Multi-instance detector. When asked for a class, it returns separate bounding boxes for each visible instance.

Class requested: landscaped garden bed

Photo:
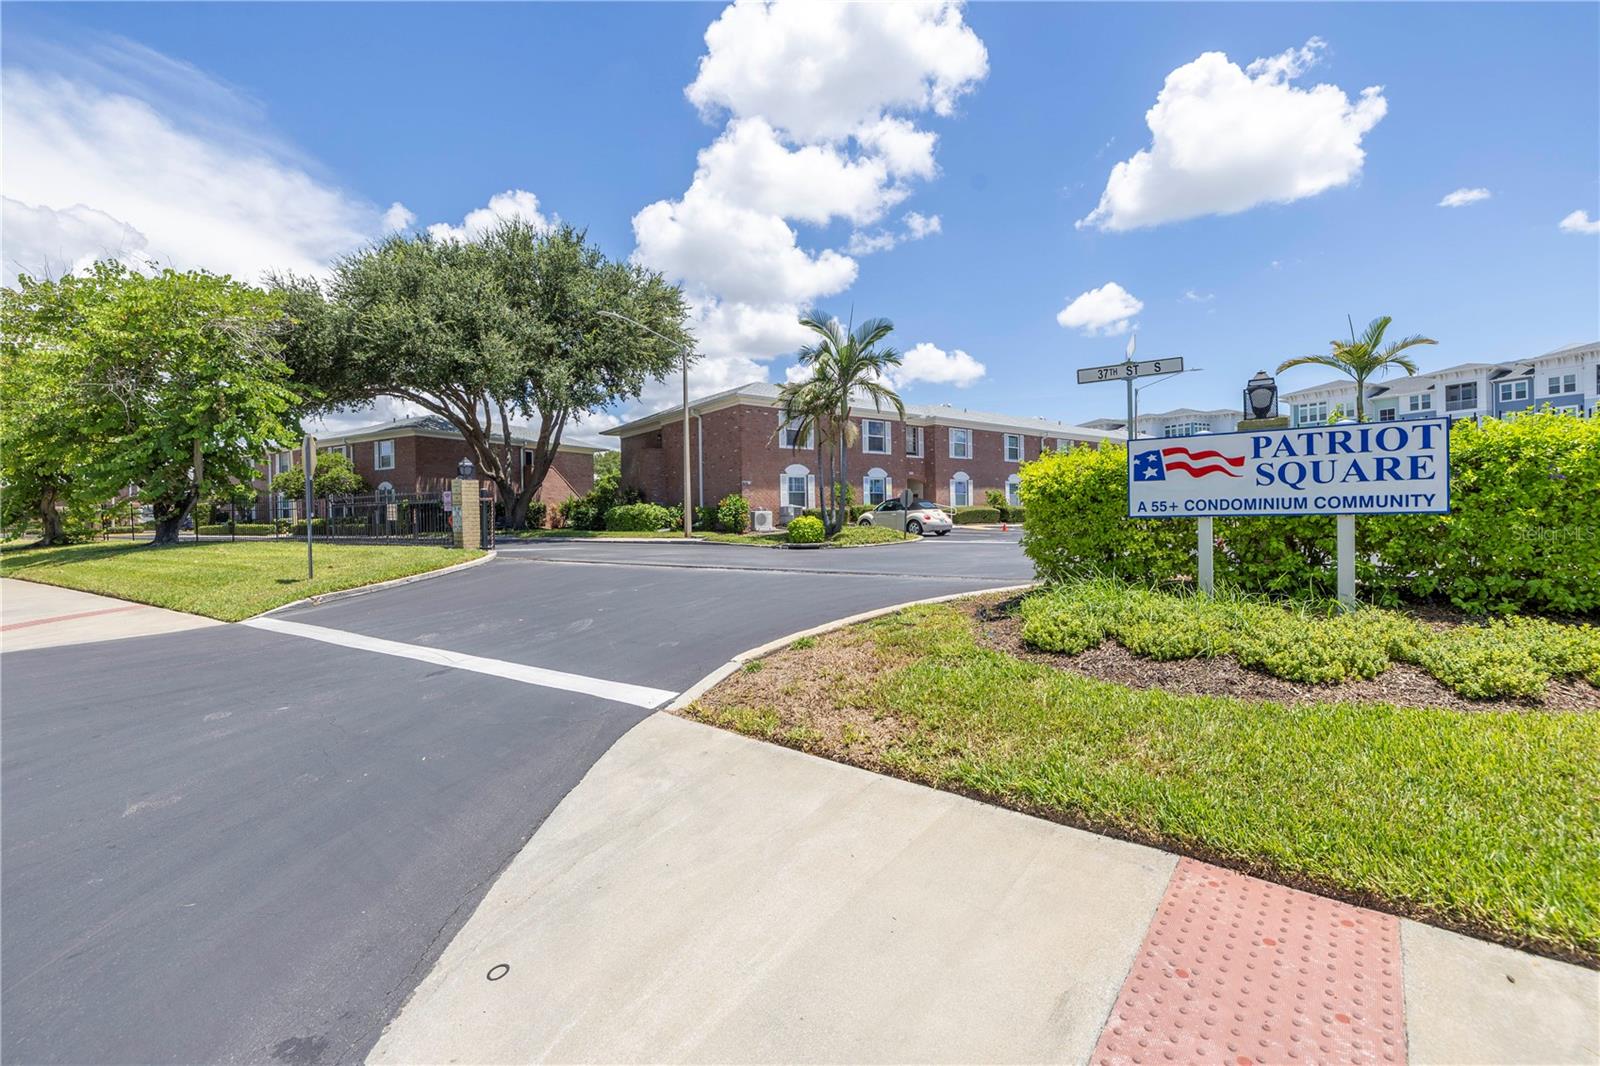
[682,589,1600,966]
[0,541,482,621]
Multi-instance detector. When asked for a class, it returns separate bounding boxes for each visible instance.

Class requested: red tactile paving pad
[1092,858,1406,1065]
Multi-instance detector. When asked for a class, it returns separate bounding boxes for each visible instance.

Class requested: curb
[251,549,497,618]
[507,536,705,544]
[664,581,1037,712]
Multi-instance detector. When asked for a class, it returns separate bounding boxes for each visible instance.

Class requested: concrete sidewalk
[0,578,218,652]
[370,714,1598,1065]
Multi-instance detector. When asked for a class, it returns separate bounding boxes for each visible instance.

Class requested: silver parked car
[858,499,952,536]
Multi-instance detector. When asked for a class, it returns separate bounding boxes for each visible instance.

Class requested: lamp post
[597,309,694,537]
[1131,367,1205,439]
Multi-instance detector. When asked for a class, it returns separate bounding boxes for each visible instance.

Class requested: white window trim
[862,468,891,506]
[780,463,811,510]
[949,428,972,459]
[1005,475,1021,508]
[905,425,923,457]
[862,419,890,455]
[779,415,812,451]
[374,439,396,470]
[949,472,971,508]
[1498,380,1529,402]
[1003,433,1022,463]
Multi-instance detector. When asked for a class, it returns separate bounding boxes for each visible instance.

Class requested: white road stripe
[242,617,677,709]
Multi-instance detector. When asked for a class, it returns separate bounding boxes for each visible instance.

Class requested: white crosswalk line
[242,617,677,709]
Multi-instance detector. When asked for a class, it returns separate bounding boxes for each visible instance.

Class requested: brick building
[606,383,1116,521]
[251,415,599,521]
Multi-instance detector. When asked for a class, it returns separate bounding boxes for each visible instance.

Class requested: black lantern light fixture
[457,456,475,480]
[1243,371,1278,420]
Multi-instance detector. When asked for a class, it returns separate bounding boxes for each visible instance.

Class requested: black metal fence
[315,492,453,545]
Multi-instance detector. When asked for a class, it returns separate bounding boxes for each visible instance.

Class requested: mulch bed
[970,596,1600,714]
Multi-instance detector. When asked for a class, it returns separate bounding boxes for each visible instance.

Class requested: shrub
[559,472,641,531]
[1020,413,1600,614]
[984,489,1010,521]
[523,502,547,530]
[787,514,825,543]
[716,494,751,533]
[1019,578,1600,699]
[605,502,674,532]
[954,507,1001,525]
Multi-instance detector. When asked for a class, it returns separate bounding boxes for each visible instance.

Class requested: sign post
[1074,342,1184,441]
[1127,420,1450,609]
[302,435,316,579]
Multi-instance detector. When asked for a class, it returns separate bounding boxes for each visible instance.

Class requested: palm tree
[1277,316,1437,422]
[778,311,905,534]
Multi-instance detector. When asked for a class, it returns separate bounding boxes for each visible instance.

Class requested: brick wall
[615,402,1089,518]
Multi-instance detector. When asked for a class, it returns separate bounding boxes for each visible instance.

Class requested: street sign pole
[1124,333,1136,442]
[302,435,316,579]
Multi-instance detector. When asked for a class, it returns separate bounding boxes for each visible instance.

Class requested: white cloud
[632,0,987,392]
[1056,282,1144,335]
[1181,288,1214,303]
[1,54,387,283]
[2,198,149,279]
[1438,187,1490,208]
[903,211,942,239]
[892,342,985,387]
[1078,38,1387,231]
[692,118,904,226]
[381,202,416,232]
[1558,209,1599,235]
[685,0,987,142]
[425,189,549,243]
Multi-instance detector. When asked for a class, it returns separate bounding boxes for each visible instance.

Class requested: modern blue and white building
[1276,340,1599,427]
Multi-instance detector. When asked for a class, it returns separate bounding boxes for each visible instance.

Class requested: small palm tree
[778,311,904,534]
[1278,316,1437,422]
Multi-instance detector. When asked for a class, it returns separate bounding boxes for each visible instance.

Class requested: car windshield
[913,500,940,510]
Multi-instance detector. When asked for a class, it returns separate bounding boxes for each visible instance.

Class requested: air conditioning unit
[751,509,775,532]
[778,505,801,524]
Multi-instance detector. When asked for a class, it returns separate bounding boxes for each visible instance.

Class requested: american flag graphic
[1132,445,1246,481]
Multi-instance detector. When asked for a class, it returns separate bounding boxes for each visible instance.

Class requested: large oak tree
[275,221,690,529]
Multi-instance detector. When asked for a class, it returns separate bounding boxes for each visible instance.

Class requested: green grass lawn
[0,541,483,621]
[515,526,914,547]
[687,600,1600,962]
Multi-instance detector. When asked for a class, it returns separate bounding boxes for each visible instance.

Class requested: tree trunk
[37,490,66,547]
[149,490,199,546]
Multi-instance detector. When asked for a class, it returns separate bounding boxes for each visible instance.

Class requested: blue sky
[4,2,1597,433]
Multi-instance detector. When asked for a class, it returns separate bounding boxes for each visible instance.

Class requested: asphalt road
[1,532,1033,1065]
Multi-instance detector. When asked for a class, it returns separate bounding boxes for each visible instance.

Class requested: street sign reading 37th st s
[1128,419,1451,518]
[1076,357,1184,384]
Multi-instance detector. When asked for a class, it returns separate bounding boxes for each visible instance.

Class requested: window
[374,439,396,470]
[1163,422,1206,437]
[779,418,810,450]
[950,474,971,508]
[905,425,923,457]
[1550,373,1577,395]
[1445,383,1477,411]
[1004,433,1022,462]
[783,471,809,509]
[375,482,395,502]
[949,428,972,459]
[863,469,889,505]
[1377,407,1397,422]
[1407,393,1432,412]
[863,419,889,454]
[1005,475,1021,508]
[1292,402,1329,426]
[1054,438,1070,451]
[271,450,294,475]
[1498,379,1530,403]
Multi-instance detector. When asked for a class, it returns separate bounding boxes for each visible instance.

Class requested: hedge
[954,507,1001,525]
[198,523,280,536]
[605,502,675,532]
[1019,410,1600,615]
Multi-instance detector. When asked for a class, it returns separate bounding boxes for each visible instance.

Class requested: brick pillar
[451,478,480,549]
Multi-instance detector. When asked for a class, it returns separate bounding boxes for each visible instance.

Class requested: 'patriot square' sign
[1128,420,1451,518]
